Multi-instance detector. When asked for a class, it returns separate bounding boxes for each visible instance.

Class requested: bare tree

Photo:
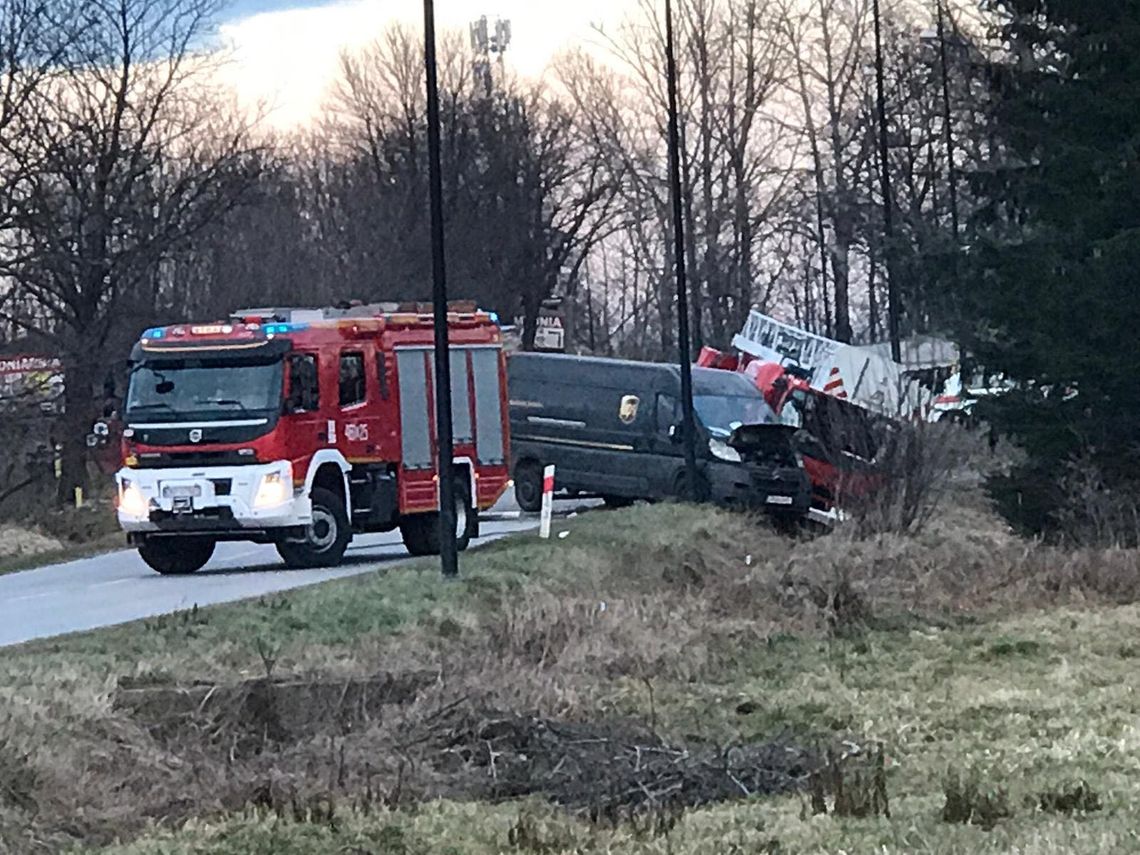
[0,0,261,501]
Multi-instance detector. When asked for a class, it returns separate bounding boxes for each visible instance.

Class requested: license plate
[164,484,202,498]
[172,496,193,513]
[191,324,226,335]
[766,495,794,506]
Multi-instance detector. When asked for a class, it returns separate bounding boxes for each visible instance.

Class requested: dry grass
[3,493,1140,853]
[0,526,63,559]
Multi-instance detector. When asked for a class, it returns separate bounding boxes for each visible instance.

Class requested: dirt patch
[112,675,814,825]
[113,671,438,758]
[429,708,814,818]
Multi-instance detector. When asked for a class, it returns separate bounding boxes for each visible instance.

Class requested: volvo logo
[188,428,203,443]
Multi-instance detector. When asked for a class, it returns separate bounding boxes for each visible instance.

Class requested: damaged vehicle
[507,353,811,520]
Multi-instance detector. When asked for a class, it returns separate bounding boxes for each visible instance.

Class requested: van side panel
[509,355,685,500]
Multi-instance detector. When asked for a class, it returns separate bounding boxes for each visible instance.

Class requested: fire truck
[114,303,511,575]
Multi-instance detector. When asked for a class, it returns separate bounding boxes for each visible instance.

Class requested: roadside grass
[92,605,1140,854]
[2,496,1140,853]
[0,502,123,576]
[0,533,124,577]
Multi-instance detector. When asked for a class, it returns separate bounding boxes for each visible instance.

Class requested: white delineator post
[539,465,555,539]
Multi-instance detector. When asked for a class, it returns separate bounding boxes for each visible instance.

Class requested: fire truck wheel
[400,476,475,556]
[138,537,215,575]
[513,460,544,513]
[277,487,351,569]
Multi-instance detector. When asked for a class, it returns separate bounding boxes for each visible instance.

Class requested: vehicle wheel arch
[304,450,352,517]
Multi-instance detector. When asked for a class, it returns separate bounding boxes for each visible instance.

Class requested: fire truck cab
[115,303,511,575]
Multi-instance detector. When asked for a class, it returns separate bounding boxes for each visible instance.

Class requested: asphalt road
[0,492,591,649]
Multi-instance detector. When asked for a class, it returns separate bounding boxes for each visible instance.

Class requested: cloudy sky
[218,0,638,128]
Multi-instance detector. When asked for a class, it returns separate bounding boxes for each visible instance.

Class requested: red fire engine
[115,303,511,575]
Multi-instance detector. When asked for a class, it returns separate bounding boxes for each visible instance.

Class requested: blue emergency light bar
[143,328,164,340]
[263,323,308,336]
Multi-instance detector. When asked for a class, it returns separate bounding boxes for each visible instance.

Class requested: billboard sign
[0,355,64,413]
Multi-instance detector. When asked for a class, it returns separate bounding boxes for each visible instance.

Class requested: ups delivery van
[508,353,811,517]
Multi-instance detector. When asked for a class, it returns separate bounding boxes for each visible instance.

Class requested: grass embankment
[0,503,122,576]
[2,497,1140,853]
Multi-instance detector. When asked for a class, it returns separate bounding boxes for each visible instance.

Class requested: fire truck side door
[338,350,377,458]
[285,352,328,461]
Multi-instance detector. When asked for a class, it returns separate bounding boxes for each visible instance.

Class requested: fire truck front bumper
[115,462,312,538]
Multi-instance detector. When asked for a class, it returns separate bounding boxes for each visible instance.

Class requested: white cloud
[217,0,633,130]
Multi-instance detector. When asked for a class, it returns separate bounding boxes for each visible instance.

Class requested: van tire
[139,537,215,575]
[400,476,475,556]
[672,469,710,504]
[277,487,351,568]
[514,460,544,513]
[602,495,634,509]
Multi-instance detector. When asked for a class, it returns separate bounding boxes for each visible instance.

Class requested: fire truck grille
[135,451,260,468]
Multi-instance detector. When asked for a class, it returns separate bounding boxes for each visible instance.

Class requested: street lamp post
[664,0,700,499]
[872,0,902,363]
[423,0,458,577]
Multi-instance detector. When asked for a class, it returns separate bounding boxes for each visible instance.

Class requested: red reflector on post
[540,465,555,539]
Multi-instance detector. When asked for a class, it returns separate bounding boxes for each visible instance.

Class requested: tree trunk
[831,215,854,343]
[58,350,97,505]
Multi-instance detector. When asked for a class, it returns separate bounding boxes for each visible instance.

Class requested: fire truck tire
[513,460,544,513]
[399,476,475,556]
[139,537,215,575]
[276,487,351,569]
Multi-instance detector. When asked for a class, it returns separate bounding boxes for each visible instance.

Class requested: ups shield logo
[619,395,640,425]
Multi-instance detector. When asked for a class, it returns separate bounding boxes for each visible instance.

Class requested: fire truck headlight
[119,480,148,518]
[254,470,292,509]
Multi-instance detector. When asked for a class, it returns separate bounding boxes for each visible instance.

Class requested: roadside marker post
[539,465,555,539]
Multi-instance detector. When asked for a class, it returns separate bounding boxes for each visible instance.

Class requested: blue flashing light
[143,328,164,340]
[487,311,500,326]
[264,322,308,336]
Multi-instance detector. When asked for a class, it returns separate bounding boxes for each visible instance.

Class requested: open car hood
[725,424,798,456]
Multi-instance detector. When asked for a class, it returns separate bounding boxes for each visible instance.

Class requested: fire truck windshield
[694,394,775,438]
[126,359,284,422]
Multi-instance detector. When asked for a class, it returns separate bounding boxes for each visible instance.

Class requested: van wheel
[400,476,475,556]
[673,469,710,504]
[514,460,544,513]
[277,487,351,568]
[139,537,215,575]
[602,495,634,509]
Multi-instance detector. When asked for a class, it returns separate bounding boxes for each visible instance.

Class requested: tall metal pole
[424,0,458,577]
[936,0,960,240]
[664,0,700,498]
[873,0,901,362]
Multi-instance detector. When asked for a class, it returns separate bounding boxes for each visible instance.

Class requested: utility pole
[872,0,901,362]
[664,0,700,499]
[935,0,960,240]
[423,0,458,577]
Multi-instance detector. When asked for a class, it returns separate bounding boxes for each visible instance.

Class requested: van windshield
[694,394,774,438]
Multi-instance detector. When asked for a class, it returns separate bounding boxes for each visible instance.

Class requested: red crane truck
[114,303,511,575]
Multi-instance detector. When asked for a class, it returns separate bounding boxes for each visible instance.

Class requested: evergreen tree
[960,0,1140,536]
